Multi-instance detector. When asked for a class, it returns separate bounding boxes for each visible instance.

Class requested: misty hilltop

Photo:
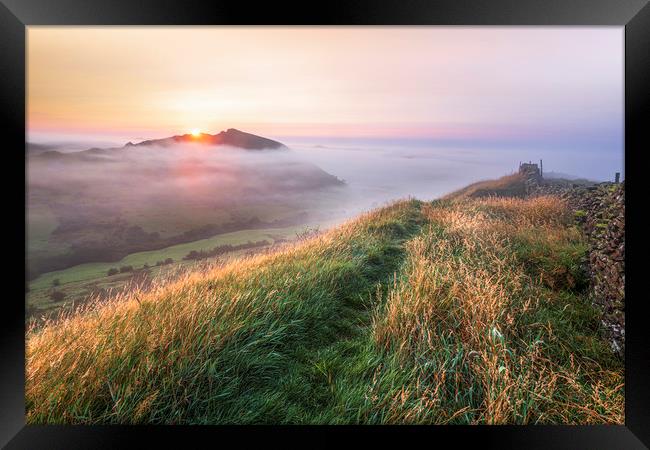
[27,129,345,278]
[30,128,288,159]
[27,128,344,193]
[124,128,288,150]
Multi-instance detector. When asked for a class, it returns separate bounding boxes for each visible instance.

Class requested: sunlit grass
[371,196,622,424]
[26,196,622,424]
[443,173,527,200]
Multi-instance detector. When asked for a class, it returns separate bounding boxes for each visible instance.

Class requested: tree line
[183,240,270,261]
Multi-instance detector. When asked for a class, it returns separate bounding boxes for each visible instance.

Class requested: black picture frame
[2,0,648,447]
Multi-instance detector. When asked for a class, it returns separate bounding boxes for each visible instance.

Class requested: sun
[191,128,201,137]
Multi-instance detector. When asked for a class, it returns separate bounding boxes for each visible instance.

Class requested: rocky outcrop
[531,181,625,357]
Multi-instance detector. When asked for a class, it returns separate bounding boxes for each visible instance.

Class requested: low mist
[26,136,623,278]
[287,138,624,204]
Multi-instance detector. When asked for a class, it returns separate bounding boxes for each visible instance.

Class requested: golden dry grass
[371,196,623,424]
[443,173,527,200]
[25,196,622,424]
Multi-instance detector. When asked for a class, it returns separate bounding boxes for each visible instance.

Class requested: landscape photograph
[26,26,624,424]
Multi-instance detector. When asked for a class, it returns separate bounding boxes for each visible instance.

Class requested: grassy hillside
[444,173,528,200]
[26,195,623,424]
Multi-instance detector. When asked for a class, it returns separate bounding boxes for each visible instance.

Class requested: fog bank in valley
[287,138,624,212]
[26,136,623,278]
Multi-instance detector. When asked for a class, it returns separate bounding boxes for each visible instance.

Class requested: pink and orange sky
[27,27,623,147]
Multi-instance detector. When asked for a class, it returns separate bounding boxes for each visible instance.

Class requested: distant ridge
[125,128,288,150]
[30,129,290,160]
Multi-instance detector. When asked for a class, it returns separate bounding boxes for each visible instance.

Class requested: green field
[26,189,350,280]
[27,225,313,318]
[30,226,302,290]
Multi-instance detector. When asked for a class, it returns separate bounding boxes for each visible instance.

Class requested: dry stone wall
[530,180,625,357]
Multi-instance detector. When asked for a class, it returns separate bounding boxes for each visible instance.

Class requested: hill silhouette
[125,128,287,150]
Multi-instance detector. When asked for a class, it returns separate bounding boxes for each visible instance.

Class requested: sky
[28,26,623,161]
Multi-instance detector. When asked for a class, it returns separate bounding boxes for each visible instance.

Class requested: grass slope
[444,173,527,200]
[26,196,622,424]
